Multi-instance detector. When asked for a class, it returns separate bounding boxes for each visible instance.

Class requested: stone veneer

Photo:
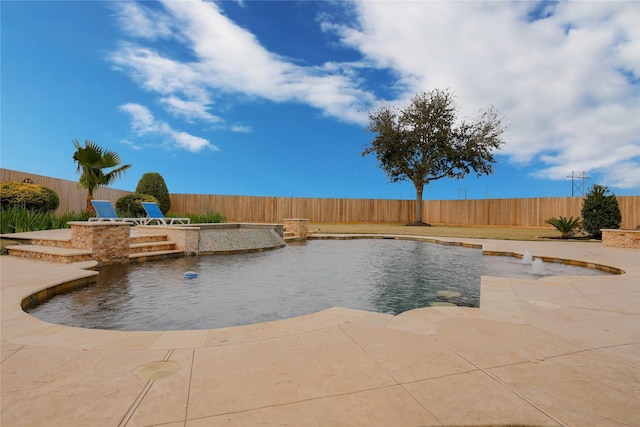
[602,229,640,249]
[68,221,131,265]
[196,223,285,254]
[136,225,200,255]
[137,222,285,255]
[284,218,309,238]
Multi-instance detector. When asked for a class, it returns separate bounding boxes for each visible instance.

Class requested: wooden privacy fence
[2,168,639,229]
[169,193,639,229]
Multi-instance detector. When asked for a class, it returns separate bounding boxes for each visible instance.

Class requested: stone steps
[130,241,177,254]
[6,245,93,264]
[129,249,185,262]
[131,234,170,244]
[5,232,181,264]
[23,239,71,248]
[283,231,300,242]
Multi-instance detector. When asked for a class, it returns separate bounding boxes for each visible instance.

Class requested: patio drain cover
[132,361,179,380]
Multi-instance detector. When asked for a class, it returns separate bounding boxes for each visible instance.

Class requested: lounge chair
[89,200,150,226]
[141,202,190,225]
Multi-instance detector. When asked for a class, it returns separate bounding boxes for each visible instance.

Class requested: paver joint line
[184,349,196,424]
[118,349,175,427]
[430,333,569,427]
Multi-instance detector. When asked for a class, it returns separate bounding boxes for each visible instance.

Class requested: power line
[567,171,589,196]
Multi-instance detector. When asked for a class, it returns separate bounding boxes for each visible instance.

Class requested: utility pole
[457,186,467,200]
[567,171,589,196]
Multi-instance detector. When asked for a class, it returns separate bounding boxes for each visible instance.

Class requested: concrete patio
[1,234,639,426]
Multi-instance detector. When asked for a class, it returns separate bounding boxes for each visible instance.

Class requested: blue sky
[2,0,639,200]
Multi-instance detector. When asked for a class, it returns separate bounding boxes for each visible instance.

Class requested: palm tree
[545,216,582,239]
[72,139,132,212]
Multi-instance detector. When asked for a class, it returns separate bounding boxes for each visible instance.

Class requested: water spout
[531,259,545,275]
[521,251,533,264]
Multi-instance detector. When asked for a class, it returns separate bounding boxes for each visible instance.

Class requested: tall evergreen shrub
[580,184,621,239]
[135,172,171,214]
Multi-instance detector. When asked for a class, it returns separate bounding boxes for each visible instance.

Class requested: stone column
[283,218,309,238]
[68,222,131,265]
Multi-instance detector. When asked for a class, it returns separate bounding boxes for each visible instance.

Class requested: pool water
[28,239,607,331]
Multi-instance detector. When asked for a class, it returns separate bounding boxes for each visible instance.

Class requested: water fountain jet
[531,258,545,275]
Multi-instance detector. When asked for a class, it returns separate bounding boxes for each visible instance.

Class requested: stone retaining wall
[196,223,285,254]
[602,229,640,249]
[138,222,285,255]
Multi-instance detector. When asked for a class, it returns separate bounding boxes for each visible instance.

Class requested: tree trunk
[86,192,95,214]
[407,184,431,226]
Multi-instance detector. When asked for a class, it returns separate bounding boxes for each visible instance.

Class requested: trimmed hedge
[115,194,159,217]
[0,182,60,212]
[136,172,171,214]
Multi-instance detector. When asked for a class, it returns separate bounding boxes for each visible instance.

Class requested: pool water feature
[28,239,609,331]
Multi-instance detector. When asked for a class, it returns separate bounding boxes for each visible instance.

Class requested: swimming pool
[28,239,607,331]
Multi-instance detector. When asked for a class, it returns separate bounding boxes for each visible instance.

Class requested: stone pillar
[283,218,309,238]
[68,222,131,265]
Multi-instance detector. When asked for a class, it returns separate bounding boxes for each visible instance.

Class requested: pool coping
[2,233,639,426]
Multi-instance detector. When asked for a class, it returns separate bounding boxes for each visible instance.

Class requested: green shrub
[0,182,60,212]
[115,194,159,217]
[581,184,621,239]
[135,172,171,214]
[184,211,226,224]
[40,187,60,211]
[545,216,582,239]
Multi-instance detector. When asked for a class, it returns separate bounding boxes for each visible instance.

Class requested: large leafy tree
[363,89,506,225]
[72,139,131,212]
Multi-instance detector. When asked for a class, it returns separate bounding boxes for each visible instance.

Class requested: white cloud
[112,2,173,40]
[160,96,222,123]
[230,124,252,133]
[110,1,372,129]
[119,103,218,152]
[330,1,640,189]
[169,129,214,152]
[111,1,639,190]
[110,44,205,99]
[120,138,143,151]
[119,102,157,134]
